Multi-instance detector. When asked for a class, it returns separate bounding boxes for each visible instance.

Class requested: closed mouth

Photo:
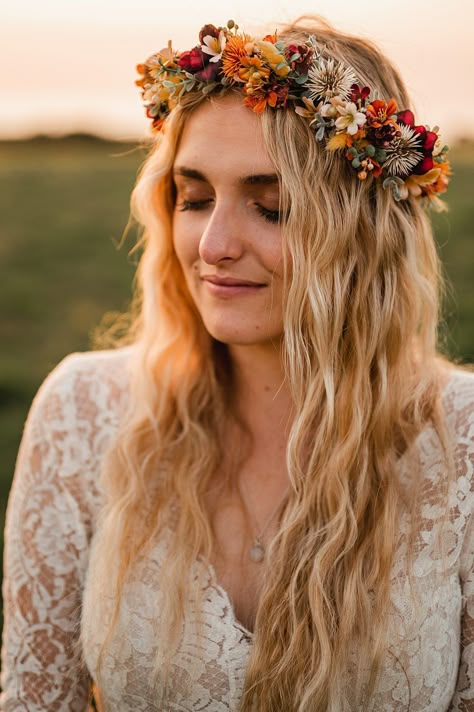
[201,276,266,287]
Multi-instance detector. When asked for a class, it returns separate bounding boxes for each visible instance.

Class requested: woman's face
[172,95,285,349]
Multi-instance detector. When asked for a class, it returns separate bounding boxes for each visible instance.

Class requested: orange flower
[243,83,288,114]
[238,56,270,87]
[222,35,248,79]
[366,98,398,127]
[244,91,278,114]
[263,31,278,43]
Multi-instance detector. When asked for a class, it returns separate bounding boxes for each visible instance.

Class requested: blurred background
[1,0,473,633]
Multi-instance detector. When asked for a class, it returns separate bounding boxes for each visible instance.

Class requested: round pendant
[249,542,265,563]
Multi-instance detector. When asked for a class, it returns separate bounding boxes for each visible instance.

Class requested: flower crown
[136,20,451,210]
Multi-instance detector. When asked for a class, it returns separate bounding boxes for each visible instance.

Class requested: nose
[198,200,244,265]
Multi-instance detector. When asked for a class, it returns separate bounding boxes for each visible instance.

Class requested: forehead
[174,95,276,177]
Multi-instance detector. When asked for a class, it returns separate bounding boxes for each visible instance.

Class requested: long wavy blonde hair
[90,16,456,710]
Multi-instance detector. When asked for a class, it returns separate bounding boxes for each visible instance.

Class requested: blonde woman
[1,16,473,712]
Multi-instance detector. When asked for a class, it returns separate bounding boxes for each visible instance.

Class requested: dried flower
[383,124,424,177]
[307,57,357,101]
[222,35,248,79]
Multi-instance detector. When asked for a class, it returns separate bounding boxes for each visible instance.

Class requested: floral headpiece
[136,21,451,210]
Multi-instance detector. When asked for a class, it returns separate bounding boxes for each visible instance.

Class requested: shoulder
[31,346,133,425]
[37,345,134,398]
[440,366,474,444]
[11,348,135,530]
[21,347,134,482]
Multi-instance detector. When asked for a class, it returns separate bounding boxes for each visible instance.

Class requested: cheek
[172,215,195,269]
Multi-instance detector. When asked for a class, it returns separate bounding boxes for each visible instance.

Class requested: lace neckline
[199,368,463,639]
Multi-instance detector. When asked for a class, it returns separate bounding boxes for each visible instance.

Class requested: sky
[1,0,473,142]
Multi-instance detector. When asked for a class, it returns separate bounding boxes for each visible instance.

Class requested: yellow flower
[238,56,270,87]
[326,133,349,151]
[255,40,290,78]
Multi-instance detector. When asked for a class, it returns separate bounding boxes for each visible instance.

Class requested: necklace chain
[238,479,289,563]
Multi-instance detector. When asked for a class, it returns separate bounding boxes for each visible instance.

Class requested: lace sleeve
[0,355,105,711]
[449,372,474,712]
[450,513,474,711]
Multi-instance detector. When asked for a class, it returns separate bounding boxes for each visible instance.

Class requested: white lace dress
[1,348,474,711]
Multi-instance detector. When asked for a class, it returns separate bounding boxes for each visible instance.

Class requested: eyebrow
[173,166,279,186]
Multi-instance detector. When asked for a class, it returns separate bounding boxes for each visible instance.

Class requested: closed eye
[176,199,212,212]
[255,204,281,224]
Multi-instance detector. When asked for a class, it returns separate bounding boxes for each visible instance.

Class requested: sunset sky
[2,0,473,142]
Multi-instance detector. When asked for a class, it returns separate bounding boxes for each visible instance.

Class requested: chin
[202,318,282,348]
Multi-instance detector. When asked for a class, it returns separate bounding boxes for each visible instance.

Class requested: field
[0,135,473,626]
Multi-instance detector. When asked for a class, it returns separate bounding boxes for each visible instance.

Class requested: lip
[201,275,266,297]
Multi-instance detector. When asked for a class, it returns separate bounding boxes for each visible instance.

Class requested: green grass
[0,135,473,636]
[0,137,146,616]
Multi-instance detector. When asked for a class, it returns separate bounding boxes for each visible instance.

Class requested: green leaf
[315,125,325,141]
[294,74,308,85]
[202,82,217,94]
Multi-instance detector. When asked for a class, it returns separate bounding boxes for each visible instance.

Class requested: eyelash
[177,199,281,224]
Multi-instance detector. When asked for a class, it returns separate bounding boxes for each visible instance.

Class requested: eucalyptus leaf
[295,74,308,85]
[316,125,325,141]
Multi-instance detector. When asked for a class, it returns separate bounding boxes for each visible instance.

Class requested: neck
[228,341,293,442]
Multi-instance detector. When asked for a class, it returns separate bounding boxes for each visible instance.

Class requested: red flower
[350,83,370,105]
[412,126,438,174]
[396,109,415,127]
[178,46,208,74]
[199,24,220,43]
[397,111,438,175]
[285,44,314,75]
[195,62,221,82]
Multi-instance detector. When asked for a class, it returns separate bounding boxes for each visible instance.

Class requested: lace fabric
[1,348,473,711]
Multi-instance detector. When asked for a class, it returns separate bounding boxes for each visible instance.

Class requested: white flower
[383,123,424,177]
[320,96,345,119]
[307,57,357,101]
[335,102,367,135]
[201,30,227,63]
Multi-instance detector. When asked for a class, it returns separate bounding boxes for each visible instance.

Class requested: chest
[82,529,463,711]
[207,493,281,635]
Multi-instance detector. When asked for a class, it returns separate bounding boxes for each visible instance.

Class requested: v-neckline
[204,557,256,639]
[189,368,461,644]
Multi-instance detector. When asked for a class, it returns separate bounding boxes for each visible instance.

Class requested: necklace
[238,479,289,563]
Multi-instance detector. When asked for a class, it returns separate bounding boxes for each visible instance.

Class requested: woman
[1,16,473,712]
